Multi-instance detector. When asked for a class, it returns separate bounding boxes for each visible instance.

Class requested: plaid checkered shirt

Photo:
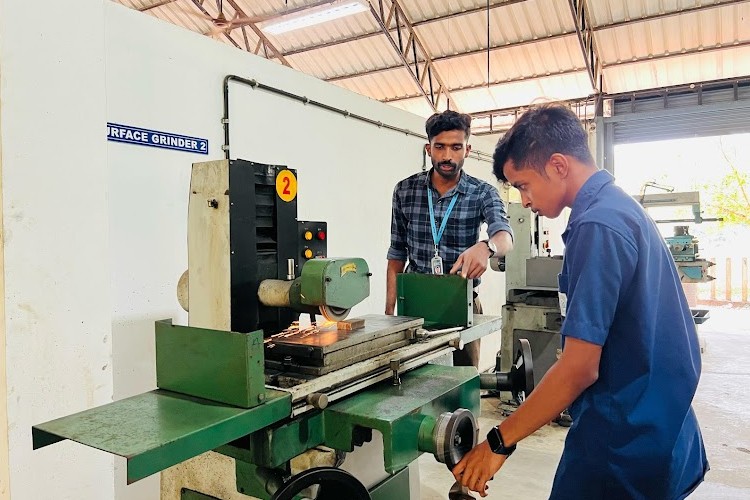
[387,169,512,284]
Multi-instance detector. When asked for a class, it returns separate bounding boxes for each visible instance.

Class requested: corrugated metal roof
[433,35,584,88]
[117,0,750,121]
[594,2,750,64]
[453,70,593,111]
[416,0,576,58]
[332,68,420,101]
[287,35,401,80]
[605,44,750,94]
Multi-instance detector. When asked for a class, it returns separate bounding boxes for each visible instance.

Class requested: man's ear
[464,143,472,157]
[548,153,569,179]
[425,143,432,157]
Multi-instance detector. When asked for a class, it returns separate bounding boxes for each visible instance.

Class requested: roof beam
[567,0,603,93]
[603,39,750,68]
[284,0,748,61]
[381,68,585,104]
[222,0,293,68]
[366,0,457,112]
[470,75,750,134]
[254,0,338,24]
[139,0,177,12]
[327,32,574,82]
[282,0,530,57]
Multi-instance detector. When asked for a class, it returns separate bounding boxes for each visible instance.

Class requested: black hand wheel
[270,467,371,500]
[480,338,535,400]
[510,338,535,400]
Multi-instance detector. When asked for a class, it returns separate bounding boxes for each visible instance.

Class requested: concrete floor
[418,306,750,499]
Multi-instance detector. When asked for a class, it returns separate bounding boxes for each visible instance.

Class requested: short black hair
[425,110,472,141]
[492,104,594,182]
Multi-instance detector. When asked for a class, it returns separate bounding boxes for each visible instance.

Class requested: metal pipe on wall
[221,75,494,164]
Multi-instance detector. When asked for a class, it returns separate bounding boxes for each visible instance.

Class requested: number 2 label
[275,170,297,202]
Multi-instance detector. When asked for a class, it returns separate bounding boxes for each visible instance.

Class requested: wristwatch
[482,239,497,258]
[487,426,516,456]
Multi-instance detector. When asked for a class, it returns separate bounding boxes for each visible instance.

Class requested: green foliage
[697,141,750,226]
[695,162,750,226]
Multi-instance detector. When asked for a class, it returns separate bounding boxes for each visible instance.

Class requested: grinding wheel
[319,305,350,322]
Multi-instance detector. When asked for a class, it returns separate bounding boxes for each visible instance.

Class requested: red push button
[317,231,326,240]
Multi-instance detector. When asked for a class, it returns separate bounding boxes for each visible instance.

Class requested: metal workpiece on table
[267,315,422,355]
[32,389,291,484]
[265,315,423,375]
[270,314,501,414]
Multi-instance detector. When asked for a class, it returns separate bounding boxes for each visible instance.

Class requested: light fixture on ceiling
[262,0,369,35]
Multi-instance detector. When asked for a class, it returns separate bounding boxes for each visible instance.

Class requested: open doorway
[613,133,750,310]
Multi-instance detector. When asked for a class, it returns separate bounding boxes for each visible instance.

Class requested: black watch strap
[487,426,516,456]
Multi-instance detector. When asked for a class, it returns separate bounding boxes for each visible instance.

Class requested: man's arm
[490,228,513,257]
[452,337,601,497]
[449,183,513,278]
[449,229,513,279]
[385,259,406,315]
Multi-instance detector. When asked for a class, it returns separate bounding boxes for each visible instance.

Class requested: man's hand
[452,440,506,497]
[449,242,490,279]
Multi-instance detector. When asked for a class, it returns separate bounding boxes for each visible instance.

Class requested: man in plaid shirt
[386,110,513,368]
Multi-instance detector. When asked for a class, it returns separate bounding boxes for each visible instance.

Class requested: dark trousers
[452,295,482,368]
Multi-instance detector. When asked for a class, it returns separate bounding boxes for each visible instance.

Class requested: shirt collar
[425,168,468,196]
[569,169,614,222]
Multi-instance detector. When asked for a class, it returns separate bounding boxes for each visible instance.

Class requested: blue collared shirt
[553,170,708,499]
[387,169,512,281]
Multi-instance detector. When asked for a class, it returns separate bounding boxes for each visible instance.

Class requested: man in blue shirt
[453,105,708,498]
[386,110,514,367]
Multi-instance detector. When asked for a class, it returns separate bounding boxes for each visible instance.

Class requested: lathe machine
[32,160,533,500]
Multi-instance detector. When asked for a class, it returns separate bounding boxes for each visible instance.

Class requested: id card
[431,255,444,275]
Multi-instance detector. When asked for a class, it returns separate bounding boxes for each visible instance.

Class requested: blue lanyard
[428,189,459,252]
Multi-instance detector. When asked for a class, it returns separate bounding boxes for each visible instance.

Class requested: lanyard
[428,189,459,253]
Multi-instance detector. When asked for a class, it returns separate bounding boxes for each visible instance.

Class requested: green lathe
[32,160,533,500]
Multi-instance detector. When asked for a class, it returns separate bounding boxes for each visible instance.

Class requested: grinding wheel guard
[300,258,370,310]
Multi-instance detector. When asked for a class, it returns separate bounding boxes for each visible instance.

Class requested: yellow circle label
[276,170,297,202]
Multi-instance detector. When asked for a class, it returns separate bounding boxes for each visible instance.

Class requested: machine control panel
[298,221,327,261]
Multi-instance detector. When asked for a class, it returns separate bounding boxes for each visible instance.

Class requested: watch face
[487,427,501,452]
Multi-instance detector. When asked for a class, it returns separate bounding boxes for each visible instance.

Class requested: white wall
[0,2,507,499]
[0,0,114,499]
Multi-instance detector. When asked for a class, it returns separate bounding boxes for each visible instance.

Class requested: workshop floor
[418,306,750,499]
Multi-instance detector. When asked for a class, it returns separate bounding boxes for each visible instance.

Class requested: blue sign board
[107,122,208,155]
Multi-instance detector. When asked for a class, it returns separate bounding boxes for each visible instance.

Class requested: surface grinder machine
[32,160,533,500]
